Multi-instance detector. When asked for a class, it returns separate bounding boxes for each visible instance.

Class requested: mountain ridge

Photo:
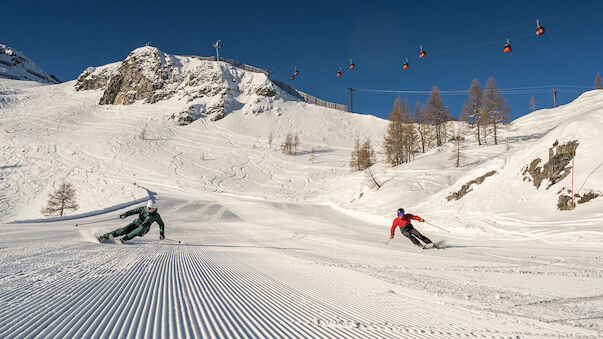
[0,44,59,84]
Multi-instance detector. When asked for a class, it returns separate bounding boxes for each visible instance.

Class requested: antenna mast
[213,40,222,62]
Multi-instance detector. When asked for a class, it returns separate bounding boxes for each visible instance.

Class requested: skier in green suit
[99,200,165,244]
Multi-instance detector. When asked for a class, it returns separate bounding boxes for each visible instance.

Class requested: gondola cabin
[349,59,355,70]
[294,69,299,76]
[504,39,512,53]
[402,58,409,70]
[420,45,426,59]
[290,75,295,80]
[536,20,545,36]
[337,70,342,77]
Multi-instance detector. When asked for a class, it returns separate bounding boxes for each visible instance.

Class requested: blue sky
[3,0,603,120]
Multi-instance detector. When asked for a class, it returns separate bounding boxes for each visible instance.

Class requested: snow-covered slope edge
[0,74,387,222]
[0,44,59,84]
[339,90,603,242]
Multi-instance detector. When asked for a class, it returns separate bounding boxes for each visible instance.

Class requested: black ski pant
[400,225,432,246]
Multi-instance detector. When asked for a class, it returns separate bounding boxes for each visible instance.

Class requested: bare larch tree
[41,182,79,217]
[482,76,510,145]
[350,138,376,171]
[427,86,450,147]
[461,79,484,145]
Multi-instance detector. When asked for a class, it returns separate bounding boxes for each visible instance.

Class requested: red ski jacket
[390,214,422,235]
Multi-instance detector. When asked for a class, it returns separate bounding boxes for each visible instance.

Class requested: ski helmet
[397,208,405,216]
[147,200,157,209]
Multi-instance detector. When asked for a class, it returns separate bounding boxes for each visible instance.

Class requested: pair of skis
[97,235,182,245]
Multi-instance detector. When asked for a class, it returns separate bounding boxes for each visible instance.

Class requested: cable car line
[283,6,603,81]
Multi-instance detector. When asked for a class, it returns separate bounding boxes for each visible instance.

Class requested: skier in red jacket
[390,208,439,249]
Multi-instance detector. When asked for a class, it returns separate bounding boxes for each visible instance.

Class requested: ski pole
[425,221,451,233]
[386,238,391,245]
[165,238,182,244]
[75,217,118,227]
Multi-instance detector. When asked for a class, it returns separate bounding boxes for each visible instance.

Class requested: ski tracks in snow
[0,243,416,339]
[0,238,592,338]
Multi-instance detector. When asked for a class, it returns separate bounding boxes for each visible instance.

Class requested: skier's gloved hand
[160,234,165,240]
[390,234,394,239]
[420,218,425,222]
[119,214,126,219]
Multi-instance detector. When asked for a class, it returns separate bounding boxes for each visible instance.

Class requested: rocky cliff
[76,46,286,124]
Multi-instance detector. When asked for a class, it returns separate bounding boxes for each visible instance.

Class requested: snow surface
[0,59,602,338]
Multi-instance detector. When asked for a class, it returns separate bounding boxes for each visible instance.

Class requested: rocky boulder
[75,64,119,91]
[99,46,178,105]
[522,140,579,189]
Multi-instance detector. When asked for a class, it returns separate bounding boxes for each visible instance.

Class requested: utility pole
[552,87,558,108]
[347,88,355,112]
[213,40,222,62]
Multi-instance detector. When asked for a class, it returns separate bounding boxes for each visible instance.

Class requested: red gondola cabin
[294,69,299,76]
[504,39,512,53]
[420,45,426,59]
[403,58,409,70]
[536,20,545,36]
[349,59,355,70]
[290,75,295,80]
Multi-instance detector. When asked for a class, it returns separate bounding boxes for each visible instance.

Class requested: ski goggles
[397,212,404,217]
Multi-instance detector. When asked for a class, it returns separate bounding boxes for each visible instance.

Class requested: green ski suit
[104,206,165,242]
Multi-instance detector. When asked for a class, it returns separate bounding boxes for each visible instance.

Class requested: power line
[354,85,589,96]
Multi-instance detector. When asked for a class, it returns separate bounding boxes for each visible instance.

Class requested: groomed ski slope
[1,195,600,338]
[0,77,602,338]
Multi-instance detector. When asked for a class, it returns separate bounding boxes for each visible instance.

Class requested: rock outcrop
[99,47,177,105]
[75,64,120,91]
[557,189,601,210]
[447,171,497,201]
[76,45,285,124]
[522,140,579,189]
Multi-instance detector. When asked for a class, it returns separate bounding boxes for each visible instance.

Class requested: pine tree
[461,79,484,145]
[482,77,510,145]
[427,86,450,146]
[41,182,79,217]
[595,73,603,90]
[529,96,537,111]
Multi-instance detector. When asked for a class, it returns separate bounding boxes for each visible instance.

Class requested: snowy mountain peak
[76,45,289,124]
[0,44,60,84]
